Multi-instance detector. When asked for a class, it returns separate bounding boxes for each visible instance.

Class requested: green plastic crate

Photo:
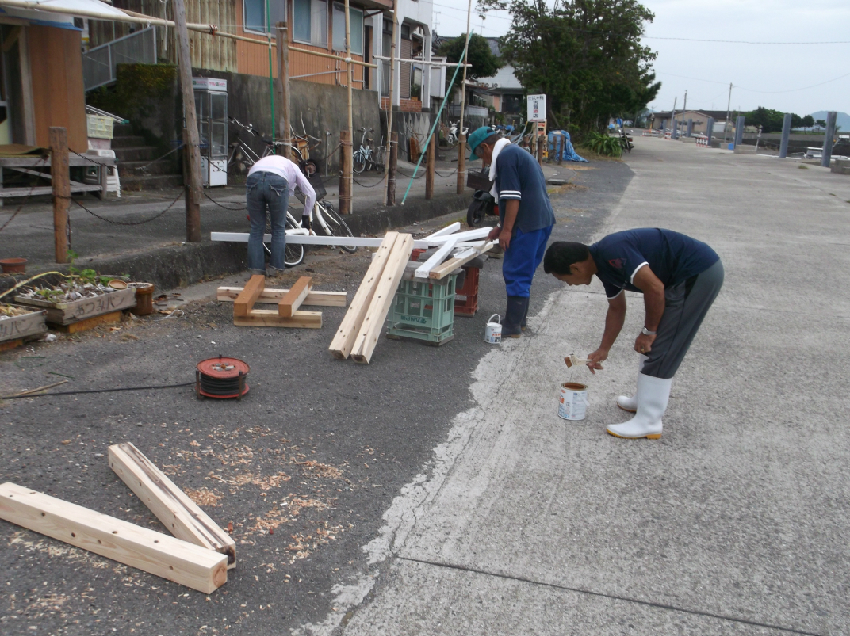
[386,274,457,344]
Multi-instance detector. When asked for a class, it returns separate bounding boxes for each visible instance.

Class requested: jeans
[247,171,289,272]
[502,224,553,297]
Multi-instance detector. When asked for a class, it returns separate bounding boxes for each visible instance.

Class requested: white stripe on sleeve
[630,261,648,285]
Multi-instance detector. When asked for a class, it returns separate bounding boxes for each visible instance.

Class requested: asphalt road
[0,158,631,635]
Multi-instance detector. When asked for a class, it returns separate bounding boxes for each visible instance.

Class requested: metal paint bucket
[558,382,589,420]
[484,314,502,344]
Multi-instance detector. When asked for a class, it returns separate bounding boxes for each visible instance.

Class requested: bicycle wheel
[316,202,357,253]
[263,218,304,268]
[353,150,367,174]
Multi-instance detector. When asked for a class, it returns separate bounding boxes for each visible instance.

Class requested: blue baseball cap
[467,127,494,161]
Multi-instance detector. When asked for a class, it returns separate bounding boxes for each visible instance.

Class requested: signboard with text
[527,94,546,122]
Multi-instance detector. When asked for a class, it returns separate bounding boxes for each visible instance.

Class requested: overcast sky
[434,0,850,116]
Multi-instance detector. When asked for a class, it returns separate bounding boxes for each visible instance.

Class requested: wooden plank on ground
[0,482,228,593]
[415,236,459,279]
[108,443,236,570]
[216,287,347,307]
[429,242,494,280]
[234,275,265,318]
[329,232,400,360]
[234,309,322,329]
[278,276,312,317]
[350,234,414,364]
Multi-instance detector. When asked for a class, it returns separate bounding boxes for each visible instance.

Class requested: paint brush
[564,354,600,369]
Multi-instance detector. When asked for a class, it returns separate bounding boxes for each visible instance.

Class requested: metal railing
[83,28,157,91]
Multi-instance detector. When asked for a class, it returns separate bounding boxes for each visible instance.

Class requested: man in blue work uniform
[543,229,724,439]
[467,127,555,337]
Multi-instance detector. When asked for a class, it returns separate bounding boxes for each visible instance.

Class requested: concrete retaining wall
[93,64,384,176]
[80,192,473,292]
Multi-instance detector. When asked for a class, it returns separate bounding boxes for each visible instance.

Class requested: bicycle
[255,188,357,268]
[445,120,468,147]
[228,116,319,177]
[290,114,322,177]
[352,127,375,174]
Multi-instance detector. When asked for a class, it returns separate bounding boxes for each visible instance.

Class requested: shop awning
[0,0,129,21]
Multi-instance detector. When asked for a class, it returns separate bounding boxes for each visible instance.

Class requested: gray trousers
[642,259,724,380]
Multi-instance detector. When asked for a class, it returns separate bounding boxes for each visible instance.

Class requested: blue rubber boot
[501,296,528,338]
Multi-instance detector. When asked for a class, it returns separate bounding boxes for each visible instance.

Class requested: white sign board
[527,94,546,122]
[192,77,228,92]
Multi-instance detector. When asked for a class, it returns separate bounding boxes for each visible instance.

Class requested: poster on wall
[527,94,546,122]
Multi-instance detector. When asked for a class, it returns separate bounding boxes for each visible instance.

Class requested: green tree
[479,0,660,135]
[438,33,503,81]
[744,107,787,133]
[801,115,815,128]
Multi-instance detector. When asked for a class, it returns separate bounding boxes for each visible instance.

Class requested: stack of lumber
[0,443,234,593]
[329,231,413,363]
[221,275,347,328]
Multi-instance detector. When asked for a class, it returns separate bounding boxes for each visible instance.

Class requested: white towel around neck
[488,138,512,202]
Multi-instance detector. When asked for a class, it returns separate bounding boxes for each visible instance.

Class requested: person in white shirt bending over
[246,155,316,274]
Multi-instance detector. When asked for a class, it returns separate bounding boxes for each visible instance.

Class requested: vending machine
[192,77,228,186]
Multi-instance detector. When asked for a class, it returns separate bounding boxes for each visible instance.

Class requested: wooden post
[275,22,291,159]
[49,127,69,264]
[383,0,398,207]
[339,130,352,215]
[456,0,473,194]
[387,131,397,206]
[344,0,354,213]
[537,135,544,167]
[456,132,466,194]
[425,131,435,199]
[173,0,202,243]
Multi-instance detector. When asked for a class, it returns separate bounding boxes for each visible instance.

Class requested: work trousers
[503,225,553,297]
[642,259,725,380]
[247,171,290,273]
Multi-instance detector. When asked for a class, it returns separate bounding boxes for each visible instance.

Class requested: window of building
[410,66,422,99]
[244,0,286,34]
[332,3,363,54]
[293,0,328,47]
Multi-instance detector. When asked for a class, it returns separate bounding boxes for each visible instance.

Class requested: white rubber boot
[607,373,672,440]
[615,354,647,413]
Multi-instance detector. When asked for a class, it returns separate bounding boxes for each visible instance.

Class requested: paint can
[558,382,589,420]
[484,314,502,344]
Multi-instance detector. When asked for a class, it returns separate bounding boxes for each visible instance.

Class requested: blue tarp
[548,130,588,163]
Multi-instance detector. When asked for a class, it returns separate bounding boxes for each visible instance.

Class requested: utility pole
[723,82,733,143]
[456,0,473,195]
[682,89,687,116]
[173,0,202,242]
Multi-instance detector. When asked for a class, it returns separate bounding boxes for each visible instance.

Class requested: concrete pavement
[298,138,850,635]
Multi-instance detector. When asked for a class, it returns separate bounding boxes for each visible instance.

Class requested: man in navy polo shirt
[543,229,724,439]
[467,127,555,337]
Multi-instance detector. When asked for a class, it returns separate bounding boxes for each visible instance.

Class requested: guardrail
[83,28,157,91]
